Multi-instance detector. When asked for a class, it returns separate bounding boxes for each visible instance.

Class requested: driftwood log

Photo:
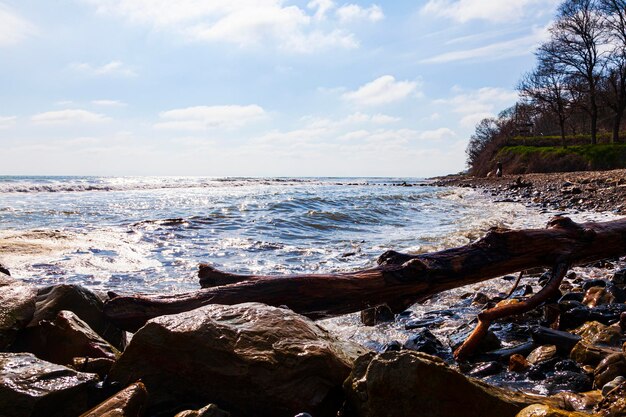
[104,216,626,357]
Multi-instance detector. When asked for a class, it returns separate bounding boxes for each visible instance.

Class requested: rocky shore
[2,170,626,417]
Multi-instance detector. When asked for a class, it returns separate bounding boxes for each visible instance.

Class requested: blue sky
[1,0,560,177]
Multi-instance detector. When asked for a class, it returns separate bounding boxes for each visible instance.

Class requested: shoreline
[432,169,626,215]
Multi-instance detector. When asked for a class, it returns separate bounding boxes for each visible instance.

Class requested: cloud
[0,4,35,46]
[82,0,382,52]
[155,105,267,130]
[422,26,549,64]
[335,4,384,23]
[92,99,127,107]
[0,116,17,129]
[70,60,137,77]
[31,109,111,125]
[421,0,559,23]
[342,75,420,106]
[436,87,518,128]
[419,127,456,141]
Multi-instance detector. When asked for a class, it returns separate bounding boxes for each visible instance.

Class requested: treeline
[467,0,626,175]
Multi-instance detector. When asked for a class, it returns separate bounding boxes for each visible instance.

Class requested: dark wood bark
[104,216,626,332]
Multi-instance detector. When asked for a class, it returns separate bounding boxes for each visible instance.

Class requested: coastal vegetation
[467,0,626,176]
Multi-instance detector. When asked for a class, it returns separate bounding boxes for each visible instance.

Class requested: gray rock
[0,275,37,349]
[0,352,99,417]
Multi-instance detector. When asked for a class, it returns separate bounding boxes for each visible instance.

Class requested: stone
[79,382,148,417]
[174,403,231,417]
[550,391,602,413]
[0,263,10,276]
[515,404,592,417]
[596,381,626,416]
[572,321,621,347]
[582,287,614,308]
[360,305,394,326]
[402,329,449,359]
[527,345,558,365]
[12,310,119,366]
[570,341,620,367]
[509,354,532,372]
[601,376,626,396]
[109,303,364,417]
[344,351,543,417]
[0,274,37,349]
[594,353,626,389]
[0,352,99,417]
[611,268,626,286]
[542,371,592,394]
[72,357,115,379]
[30,284,125,350]
[468,361,504,378]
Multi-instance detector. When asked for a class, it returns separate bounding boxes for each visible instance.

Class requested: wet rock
[554,359,583,373]
[509,354,531,372]
[559,306,591,330]
[570,341,620,366]
[72,357,115,379]
[468,361,504,378]
[0,263,9,276]
[601,376,626,396]
[31,284,125,350]
[551,390,602,412]
[588,303,626,324]
[381,340,402,352]
[109,303,363,417]
[583,287,614,308]
[511,285,534,298]
[403,329,449,359]
[559,292,585,303]
[79,382,148,417]
[572,321,622,347]
[344,351,540,417]
[527,345,558,365]
[174,403,231,417]
[0,352,99,417]
[360,305,394,326]
[450,325,501,354]
[12,310,118,366]
[0,275,37,349]
[527,358,561,381]
[611,268,626,286]
[404,316,444,330]
[582,280,608,290]
[477,341,537,362]
[515,404,591,417]
[542,371,592,394]
[594,353,626,389]
[596,381,626,416]
[472,292,490,305]
[531,326,581,353]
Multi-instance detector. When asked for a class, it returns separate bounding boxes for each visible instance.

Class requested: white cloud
[437,87,518,128]
[92,99,127,107]
[82,0,382,52]
[31,109,111,125]
[155,105,266,130]
[342,75,420,106]
[0,4,35,46]
[419,127,456,141]
[70,60,137,77]
[421,0,559,23]
[335,4,384,23]
[0,116,17,129]
[422,26,549,64]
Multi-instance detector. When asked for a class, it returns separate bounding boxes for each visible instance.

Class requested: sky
[0,0,562,177]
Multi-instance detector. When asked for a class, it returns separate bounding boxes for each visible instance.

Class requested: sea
[1,175,620,378]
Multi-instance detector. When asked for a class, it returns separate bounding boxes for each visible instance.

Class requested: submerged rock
[527,345,558,365]
[12,310,119,366]
[0,275,37,349]
[344,351,543,417]
[109,302,364,417]
[0,352,99,417]
[30,284,125,350]
[79,382,148,417]
[594,353,626,389]
[403,328,449,359]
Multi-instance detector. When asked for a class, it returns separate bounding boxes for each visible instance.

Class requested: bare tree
[539,0,607,144]
[598,0,626,142]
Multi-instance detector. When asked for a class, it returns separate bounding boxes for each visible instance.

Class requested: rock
[515,404,592,417]
[381,340,402,352]
[582,287,614,308]
[601,376,626,396]
[570,341,620,366]
[72,357,115,379]
[596,381,626,416]
[611,268,626,286]
[31,284,126,350]
[79,382,148,417]
[468,361,504,378]
[554,359,583,373]
[572,321,621,347]
[550,391,602,412]
[542,371,592,394]
[403,329,449,359]
[360,305,394,326]
[531,327,581,353]
[582,280,608,290]
[174,403,231,417]
[12,310,118,366]
[109,303,363,417]
[404,316,444,329]
[594,353,626,389]
[472,292,490,305]
[527,345,558,365]
[0,275,37,349]
[509,354,532,372]
[477,341,537,362]
[0,352,99,417]
[344,351,545,417]
[0,262,10,276]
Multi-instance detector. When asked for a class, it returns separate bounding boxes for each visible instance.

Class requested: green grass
[498,144,626,169]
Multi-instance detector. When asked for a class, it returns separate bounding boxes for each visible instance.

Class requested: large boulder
[344,351,545,417]
[109,302,365,417]
[30,284,125,350]
[12,310,119,366]
[79,382,148,417]
[0,352,99,417]
[0,274,37,349]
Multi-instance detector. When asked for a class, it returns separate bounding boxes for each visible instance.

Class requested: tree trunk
[104,217,626,332]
